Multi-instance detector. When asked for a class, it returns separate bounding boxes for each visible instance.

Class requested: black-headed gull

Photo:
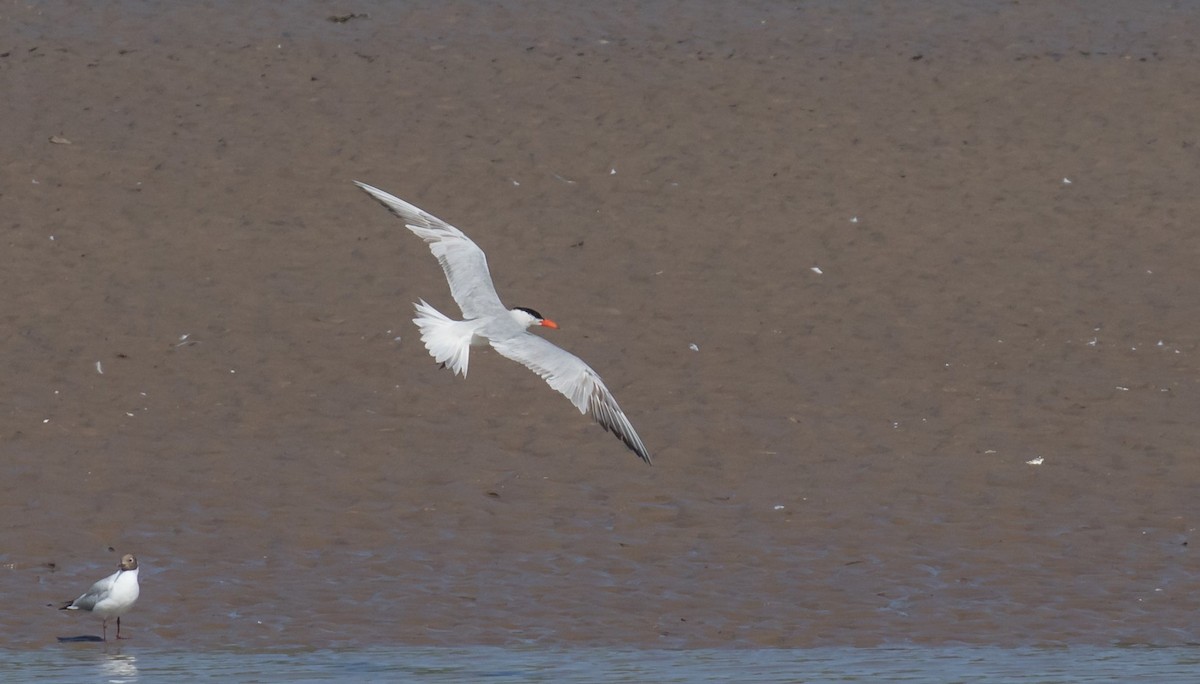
[355,181,652,464]
[61,554,140,640]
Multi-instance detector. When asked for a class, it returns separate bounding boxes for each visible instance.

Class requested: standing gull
[61,554,140,640]
[355,181,652,464]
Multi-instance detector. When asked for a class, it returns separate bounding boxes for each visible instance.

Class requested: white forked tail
[412,300,473,377]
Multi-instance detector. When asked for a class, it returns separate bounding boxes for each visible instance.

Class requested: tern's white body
[62,554,140,640]
[355,180,652,464]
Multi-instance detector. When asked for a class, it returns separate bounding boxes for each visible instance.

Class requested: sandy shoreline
[3,1,1199,648]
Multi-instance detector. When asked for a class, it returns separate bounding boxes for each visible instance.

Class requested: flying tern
[61,554,140,640]
[355,181,652,464]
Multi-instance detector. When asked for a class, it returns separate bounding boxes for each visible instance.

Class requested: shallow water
[11,645,1200,682]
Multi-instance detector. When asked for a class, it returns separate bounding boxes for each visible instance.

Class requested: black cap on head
[512,306,544,321]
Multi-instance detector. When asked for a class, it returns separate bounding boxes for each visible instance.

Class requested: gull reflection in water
[100,653,138,681]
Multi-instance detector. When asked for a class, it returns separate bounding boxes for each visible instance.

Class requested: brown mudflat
[4,2,1199,649]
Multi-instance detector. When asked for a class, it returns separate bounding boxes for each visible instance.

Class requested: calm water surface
[8,645,1200,682]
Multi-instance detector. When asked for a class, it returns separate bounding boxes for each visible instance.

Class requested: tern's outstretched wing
[355,181,507,319]
[489,333,652,464]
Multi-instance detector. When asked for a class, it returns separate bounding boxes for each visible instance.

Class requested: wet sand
[3,1,1199,649]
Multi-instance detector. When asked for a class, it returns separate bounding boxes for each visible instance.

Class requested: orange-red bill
[540,319,559,329]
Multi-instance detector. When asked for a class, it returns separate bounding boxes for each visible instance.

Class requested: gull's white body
[355,180,652,464]
[62,554,140,640]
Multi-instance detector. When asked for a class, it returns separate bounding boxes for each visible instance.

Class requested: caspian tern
[355,181,652,464]
[61,554,140,640]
